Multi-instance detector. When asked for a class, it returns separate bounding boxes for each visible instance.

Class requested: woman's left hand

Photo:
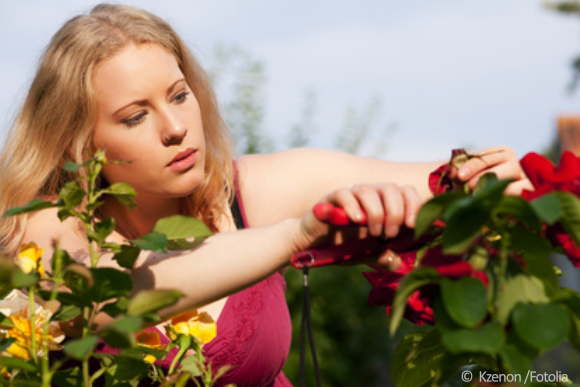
[454,146,533,195]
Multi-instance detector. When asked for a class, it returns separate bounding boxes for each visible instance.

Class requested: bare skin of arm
[21,146,530,323]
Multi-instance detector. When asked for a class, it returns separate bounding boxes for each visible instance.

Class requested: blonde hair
[0,4,234,255]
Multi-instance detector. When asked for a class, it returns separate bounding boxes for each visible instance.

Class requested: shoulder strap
[231,161,248,230]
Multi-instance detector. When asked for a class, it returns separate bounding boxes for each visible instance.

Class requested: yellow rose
[18,242,44,277]
[0,290,64,360]
[136,330,165,364]
[166,311,217,346]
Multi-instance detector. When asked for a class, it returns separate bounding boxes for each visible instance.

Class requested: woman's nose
[160,109,187,146]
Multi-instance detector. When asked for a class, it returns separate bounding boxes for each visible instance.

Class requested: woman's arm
[22,178,420,321]
[238,146,530,228]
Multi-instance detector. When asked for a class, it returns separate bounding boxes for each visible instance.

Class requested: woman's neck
[102,195,183,239]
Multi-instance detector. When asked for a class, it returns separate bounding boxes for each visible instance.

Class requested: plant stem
[28,287,38,363]
[82,306,91,387]
[168,345,188,375]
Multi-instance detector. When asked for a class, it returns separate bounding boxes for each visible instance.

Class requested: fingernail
[372,224,382,236]
[388,225,399,237]
[458,168,469,179]
[407,214,416,227]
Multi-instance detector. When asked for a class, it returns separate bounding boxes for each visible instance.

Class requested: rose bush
[359,150,580,387]
[0,151,229,387]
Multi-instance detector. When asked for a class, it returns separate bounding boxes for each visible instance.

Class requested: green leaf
[554,191,580,248]
[0,357,38,372]
[442,322,505,355]
[0,337,15,352]
[0,259,16,283]
[495,274,549,324]
[154,215,213,250]
[131,232,167,252]
[38,290,91,308]
[391,330,446,387]
[511,302,570,350]
[51,304,82,321]
[389,267,441,335]
[58,181,86,210]
[100,295,131,318]
[509,227,558,295]
[154,215,213,240]
[180,354,204,377]
[0,312,14,329]
[442,197,488,254]
[414,192,466,239]
[104,356,149,383]
[112,245,141,270]
[530,193,563,225]
[87,268,132,303]
[127,289,183,316]
[568,314,580,352]
[432,296,461,333]
[63,161,83,172]
[91,218,116,245]
[12,268,39,288]
[63,263,94,293]
[3,199,57,217]
[473,176,512,204]
[440,277,488,328]
[553,287,580,319]
[64,335,99,360]
[492,196,542,232]
[498,344,533,375]
[100,315,142,349]
[52,367,83,387]
[101,182,137,209]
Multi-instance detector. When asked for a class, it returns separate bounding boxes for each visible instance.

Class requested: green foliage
[386,152,580,386]
[0,150,220,386]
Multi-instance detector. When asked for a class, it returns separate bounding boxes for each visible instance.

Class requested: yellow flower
[0,290,64,360]
[18,242,44,277]
[136,330,165,364]
[166,311,217,346]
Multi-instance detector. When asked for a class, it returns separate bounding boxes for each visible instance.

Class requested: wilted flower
[0,289,64,360]
[18,242,44,277]
[166,311,217,346]
[136,330,165,364]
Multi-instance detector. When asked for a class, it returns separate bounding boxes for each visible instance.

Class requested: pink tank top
[147,164,293,386]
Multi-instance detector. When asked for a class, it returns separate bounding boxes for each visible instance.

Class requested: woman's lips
[167,148,197,171]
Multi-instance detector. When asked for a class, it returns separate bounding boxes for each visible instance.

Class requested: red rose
[363,247,489,326]
[520,151,580,200]
[519,151,580,267]
[545,224,580,268]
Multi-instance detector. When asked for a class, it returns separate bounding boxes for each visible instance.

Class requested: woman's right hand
[294,182,422,271]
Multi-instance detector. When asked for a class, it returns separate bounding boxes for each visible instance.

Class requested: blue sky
[1,0,580,161]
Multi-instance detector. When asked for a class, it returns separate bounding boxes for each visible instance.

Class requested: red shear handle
[292,203,420,269]
[312,202,368,226]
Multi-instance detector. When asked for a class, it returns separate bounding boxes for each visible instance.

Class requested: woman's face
[92,43,206,201]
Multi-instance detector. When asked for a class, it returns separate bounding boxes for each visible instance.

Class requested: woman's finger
[351,184,386,237]
[400,185,421,228]
[378,184,405,238]
[457,147,516,181]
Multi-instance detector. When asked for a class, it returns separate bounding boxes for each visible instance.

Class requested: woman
[0,4,530,386]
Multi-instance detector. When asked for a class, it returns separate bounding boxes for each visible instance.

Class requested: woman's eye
[122,112,146,127]
[173,91,189,103]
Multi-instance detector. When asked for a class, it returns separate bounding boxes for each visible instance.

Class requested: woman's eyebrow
[112,78,187,116]
[167,78,186,95]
